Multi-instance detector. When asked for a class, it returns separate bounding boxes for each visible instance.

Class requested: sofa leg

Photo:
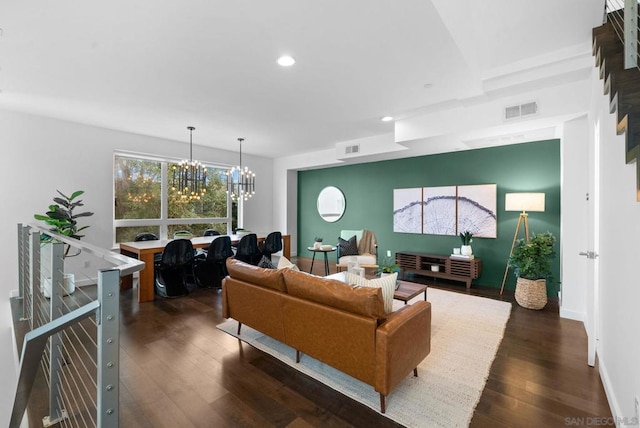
[237,322,242,335]
[380,394,386,413]
[296,350,301,363]
[414,368,418,377]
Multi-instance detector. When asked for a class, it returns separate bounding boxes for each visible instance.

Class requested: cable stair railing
[593,0,640,200]
[10,223,143,427]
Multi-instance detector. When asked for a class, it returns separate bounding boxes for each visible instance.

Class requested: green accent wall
[298,139,561,294]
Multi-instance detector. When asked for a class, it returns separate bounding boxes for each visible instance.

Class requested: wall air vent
[345,144,360,155]
[504,101,538,120]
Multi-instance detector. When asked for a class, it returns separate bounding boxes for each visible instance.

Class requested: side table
[393,281,428,305]
[308,246,336,276]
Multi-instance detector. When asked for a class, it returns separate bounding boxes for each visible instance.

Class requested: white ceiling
[0,0,604,158]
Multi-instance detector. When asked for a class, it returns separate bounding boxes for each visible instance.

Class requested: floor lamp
[500,192,545,295]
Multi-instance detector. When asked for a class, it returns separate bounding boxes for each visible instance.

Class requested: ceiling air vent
[345,144,360,155]
[504,101,538,120]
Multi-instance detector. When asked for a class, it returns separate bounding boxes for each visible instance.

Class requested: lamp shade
[505,192,545,212]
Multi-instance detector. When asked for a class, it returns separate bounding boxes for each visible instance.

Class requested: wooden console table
[396,251,481,289]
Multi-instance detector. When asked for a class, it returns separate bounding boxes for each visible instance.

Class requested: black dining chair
[235,233,261,265]
[155,239,195,298]
[259,231,283,261]
[134,232,162,268]
[173,230,193,238]
[134,232,159,241]
[195,236,234,288]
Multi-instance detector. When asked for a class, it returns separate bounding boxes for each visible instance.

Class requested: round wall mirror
[317,186,346,222]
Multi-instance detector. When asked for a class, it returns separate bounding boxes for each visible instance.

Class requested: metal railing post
[17,224,25,300]
[26,230,40,324]
[624,0,638,68]
[44,242,67,426]
[96,269,120,427]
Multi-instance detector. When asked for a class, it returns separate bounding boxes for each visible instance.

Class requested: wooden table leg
[137,252,156,303]
[282,235,291,259]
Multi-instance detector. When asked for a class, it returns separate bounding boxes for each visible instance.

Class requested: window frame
[113,151,234,244]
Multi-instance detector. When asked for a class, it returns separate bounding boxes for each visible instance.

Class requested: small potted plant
[508,231,556,309]
[34,190,94,254]
[313,236,323,249]
[34,190,93,297]
[459,231,473,256]
[377,255,399,276]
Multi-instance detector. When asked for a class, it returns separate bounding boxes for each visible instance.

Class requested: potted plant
[34,190,94,251]
[508,231,556,309]
[313,236,323,249]
[34,190,94,297]
[377,255,399,276]
[459,231,473,256]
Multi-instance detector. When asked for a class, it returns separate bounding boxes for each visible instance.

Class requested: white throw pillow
[277,255,300,271]
[345,272,397,314]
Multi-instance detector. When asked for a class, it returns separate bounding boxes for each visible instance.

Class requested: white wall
[590,71,640,422]
[0,109,274,425]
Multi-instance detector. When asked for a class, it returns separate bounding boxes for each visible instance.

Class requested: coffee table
[394,281,428,305]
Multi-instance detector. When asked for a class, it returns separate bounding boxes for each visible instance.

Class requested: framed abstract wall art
[393,188,422,233]
[422,186,457,236]
[393,183,497,238]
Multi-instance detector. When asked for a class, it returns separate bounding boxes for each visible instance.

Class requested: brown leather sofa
[222,258,431,413]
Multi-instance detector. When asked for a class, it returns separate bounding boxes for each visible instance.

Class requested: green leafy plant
[34,190,94,246]
[377,255,399,275]
[459,231,473,245]
[509,231,556,280]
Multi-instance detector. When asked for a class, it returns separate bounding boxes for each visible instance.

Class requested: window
[114,154,234,243]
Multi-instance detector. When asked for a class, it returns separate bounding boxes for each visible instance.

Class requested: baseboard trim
[598,354,621,423]
[559,307,584,322]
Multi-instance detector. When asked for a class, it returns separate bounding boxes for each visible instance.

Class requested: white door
[585,120,601,367]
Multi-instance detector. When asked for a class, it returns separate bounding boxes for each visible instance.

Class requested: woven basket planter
[514,278,547,310]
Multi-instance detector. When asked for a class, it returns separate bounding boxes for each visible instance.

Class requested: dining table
[119,233,290,302]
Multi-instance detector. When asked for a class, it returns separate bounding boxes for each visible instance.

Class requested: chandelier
[171,126,207,201]
[227,137,256,201]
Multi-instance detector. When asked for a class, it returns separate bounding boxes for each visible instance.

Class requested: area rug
[217,288,511,427]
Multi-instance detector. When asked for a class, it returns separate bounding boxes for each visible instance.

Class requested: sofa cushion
[338,235,359,256]
[276,255,300,271]
[257,255,277,269]
[226,258,286,292]
[345,272,397,314]
[283,269,385,319]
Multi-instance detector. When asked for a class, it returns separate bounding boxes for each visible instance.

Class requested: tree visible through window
[114,154,233,243]
[115,158,161,220]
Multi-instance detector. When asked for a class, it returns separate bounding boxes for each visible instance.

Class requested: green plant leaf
[53,197,71,208]
[72,211,94,219]
[70,190,85,200]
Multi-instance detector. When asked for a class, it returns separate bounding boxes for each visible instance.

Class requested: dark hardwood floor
[113,257,612,427]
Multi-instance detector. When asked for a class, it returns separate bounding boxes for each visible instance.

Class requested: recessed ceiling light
[381,116,394,122]
[423,83,433,89]
[277,56,296,67]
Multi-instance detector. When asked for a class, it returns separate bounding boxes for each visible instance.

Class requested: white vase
[461,245,472,256]
[42,273,76,298]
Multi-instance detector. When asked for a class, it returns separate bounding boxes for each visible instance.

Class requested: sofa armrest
[375,301,431,395]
